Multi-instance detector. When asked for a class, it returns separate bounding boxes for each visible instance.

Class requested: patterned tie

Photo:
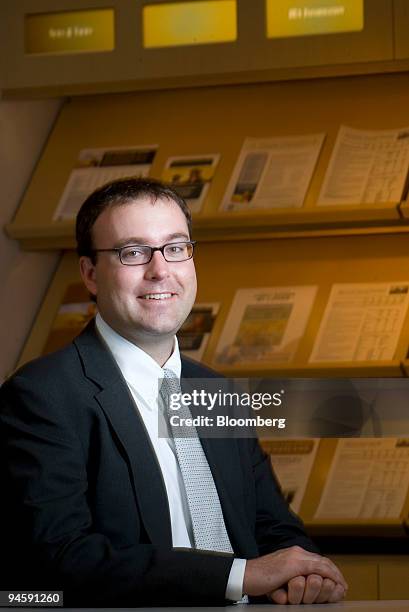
[160,369,233,554]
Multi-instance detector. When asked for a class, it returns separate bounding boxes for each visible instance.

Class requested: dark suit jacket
[0,321,316,607]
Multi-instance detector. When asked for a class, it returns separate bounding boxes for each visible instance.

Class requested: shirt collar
[95,313,181,406]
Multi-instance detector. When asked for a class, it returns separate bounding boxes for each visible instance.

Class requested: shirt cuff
[225,558,247,601]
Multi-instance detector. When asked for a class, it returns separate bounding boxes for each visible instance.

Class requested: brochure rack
[8,64,409,604]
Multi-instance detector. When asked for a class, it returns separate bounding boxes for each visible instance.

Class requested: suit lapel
[74,322,173,548]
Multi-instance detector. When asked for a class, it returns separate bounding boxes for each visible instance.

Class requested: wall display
[178,303,219,360]
[161,154,220,213]
[143,0,237,49]
[310,282,409,363]
[318,125,409,206]
[315,438,409,519]
[266,0,364,39]
[260,439,319,513]
[53,146,158,220]
[3,0,397,96]
[214,286,317,366]
[220,134,324,212]
[25,8,115,55]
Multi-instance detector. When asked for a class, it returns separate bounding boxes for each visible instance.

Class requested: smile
[140,293,174,300]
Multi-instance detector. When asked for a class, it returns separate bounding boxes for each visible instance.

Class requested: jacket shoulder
[2,320,101,389]
[5,343,79,382]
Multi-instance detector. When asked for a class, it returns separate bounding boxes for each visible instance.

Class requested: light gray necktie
[160,369,233,554]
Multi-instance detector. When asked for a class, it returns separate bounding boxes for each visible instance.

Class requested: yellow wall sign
[25,9,115,54]
[266,0,363,38]
[143,0,237,49]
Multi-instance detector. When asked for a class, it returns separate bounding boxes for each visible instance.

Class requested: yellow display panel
[143,0,237,49]
[25,9,115,55]
[266,0,364,39]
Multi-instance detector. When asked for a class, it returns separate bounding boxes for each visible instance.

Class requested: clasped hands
[243,545,347,605]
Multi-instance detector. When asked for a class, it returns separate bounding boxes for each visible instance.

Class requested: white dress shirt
[95,313,246,601]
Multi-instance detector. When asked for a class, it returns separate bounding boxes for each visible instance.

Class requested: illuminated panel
[143,0,237,49]
[266,0,363,38]
[25,9,115,54]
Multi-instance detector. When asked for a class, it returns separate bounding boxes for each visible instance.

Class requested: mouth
[138,292,176,301]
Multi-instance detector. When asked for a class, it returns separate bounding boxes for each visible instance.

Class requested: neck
[117,329,174,367]
[97,313,175,366]
[134,338,174,367]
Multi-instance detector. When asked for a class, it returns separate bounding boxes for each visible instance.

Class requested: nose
[143,250,170,281]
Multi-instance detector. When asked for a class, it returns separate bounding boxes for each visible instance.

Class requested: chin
[142,317,185,335]
[136,323,179,338]
[149,327,179,338]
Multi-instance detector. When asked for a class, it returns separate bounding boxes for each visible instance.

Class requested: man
[0,178,346,606]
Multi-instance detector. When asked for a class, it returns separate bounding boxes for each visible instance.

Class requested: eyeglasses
[92,240,196,266]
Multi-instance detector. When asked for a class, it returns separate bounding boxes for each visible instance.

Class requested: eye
[121,246,147,260]
[168,244,184,253]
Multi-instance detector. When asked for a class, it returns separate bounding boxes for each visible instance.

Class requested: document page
[221,134,324,211]
[214,286,317,366]
[178,303,219,361]
[310,282,409,362]
[315,438,409,519]
[261,439,319,513]
[318,125,409,206]
[42,282,95,354]
[54,145,157,219]
[161,154,220,213]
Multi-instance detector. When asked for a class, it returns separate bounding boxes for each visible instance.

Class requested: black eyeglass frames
[91,240,196,266]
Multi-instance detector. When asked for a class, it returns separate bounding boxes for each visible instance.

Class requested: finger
[313,557,345,587]
[287,576,306,605]
[328,582,347,603]
[285,546,345,586]
[315,578,337,603]
[269,588,288,605]
[302,574,323,604]
[303,553,348,589]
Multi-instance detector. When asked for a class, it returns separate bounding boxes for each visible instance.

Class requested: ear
[79,256,97,298]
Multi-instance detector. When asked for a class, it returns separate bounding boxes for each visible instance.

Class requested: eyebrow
[114,233,190,249]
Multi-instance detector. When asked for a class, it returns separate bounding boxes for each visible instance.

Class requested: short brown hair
[75,177,192,263]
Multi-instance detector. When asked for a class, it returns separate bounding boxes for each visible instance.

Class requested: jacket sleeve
[0,374,233,607]
[247,437,319,557]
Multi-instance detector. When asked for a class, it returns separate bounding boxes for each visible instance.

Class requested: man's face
[79,197,197,352]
